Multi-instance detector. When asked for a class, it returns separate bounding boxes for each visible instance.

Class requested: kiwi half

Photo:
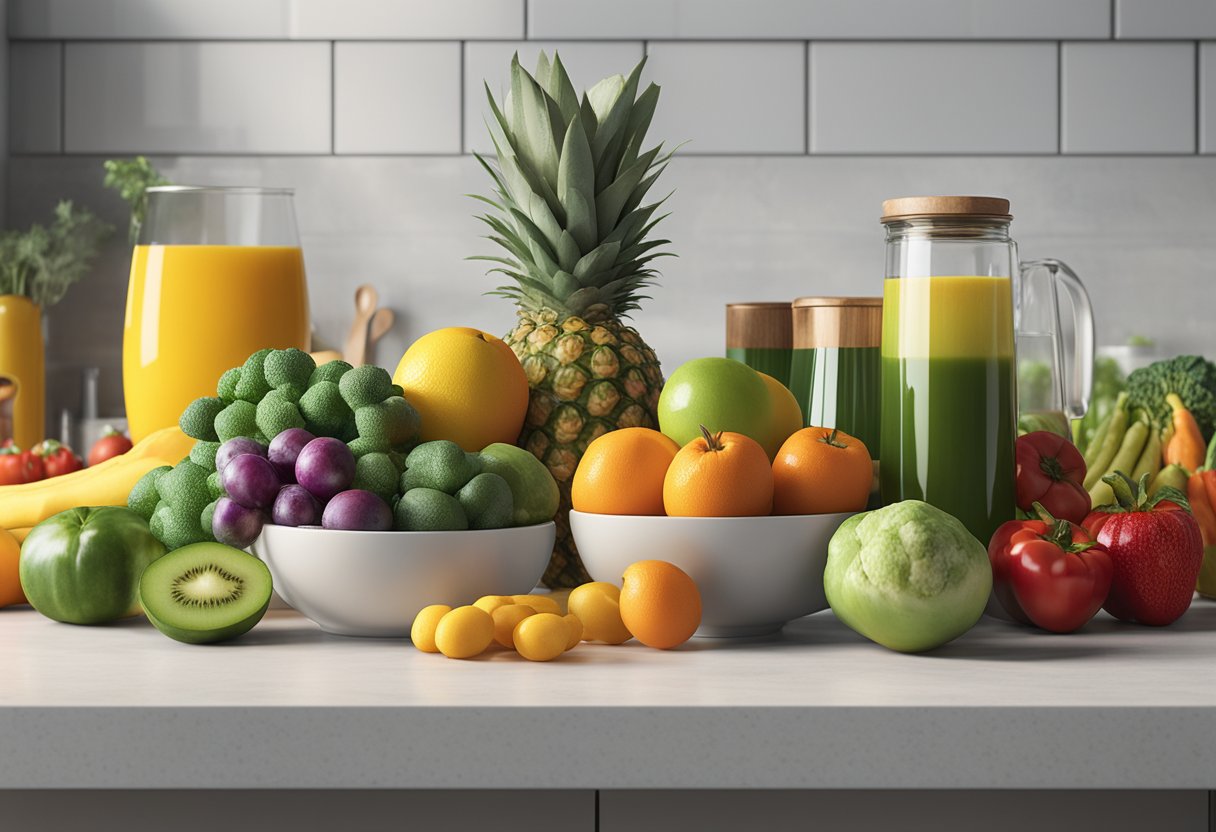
[139,543,273,644]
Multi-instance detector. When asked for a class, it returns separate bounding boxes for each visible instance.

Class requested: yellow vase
[0,295,45,449]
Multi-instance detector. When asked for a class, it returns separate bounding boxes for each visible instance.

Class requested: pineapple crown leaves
[469,51,675,321]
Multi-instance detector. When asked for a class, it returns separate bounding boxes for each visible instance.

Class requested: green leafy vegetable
[0,201,111,307]
[103,156,170,244]
[1125,355,1216,443]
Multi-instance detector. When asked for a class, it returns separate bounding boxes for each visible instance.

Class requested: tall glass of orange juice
[123,187,310,441]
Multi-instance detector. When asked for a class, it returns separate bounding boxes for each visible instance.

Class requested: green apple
[657,357,774,450]
[477,443,560,526]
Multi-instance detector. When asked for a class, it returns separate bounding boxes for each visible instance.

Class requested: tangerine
[663,427,774,517]
[772,426,872,515]
[619,560,702,649]
[572,428,679,515]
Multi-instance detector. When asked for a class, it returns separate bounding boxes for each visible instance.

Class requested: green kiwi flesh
[139,543,273,644]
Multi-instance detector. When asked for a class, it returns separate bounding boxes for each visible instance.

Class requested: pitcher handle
[1023,258,1094,420]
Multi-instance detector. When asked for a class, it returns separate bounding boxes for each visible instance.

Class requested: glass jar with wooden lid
[725,302,793,387]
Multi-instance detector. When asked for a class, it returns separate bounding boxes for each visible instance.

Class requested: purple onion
[216,437,267,475]
[272,484,323,527]
[212,497,266,548]
[220,453,281,509]
[295,437,356,502]
[268,427,315,484]
[321,489,392,531]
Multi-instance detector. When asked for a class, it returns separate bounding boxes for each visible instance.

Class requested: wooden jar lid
[880,195,1011,223]
[792,296,881,349]
[726,302,792,349]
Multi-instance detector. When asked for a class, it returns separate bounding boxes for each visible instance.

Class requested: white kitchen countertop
[3,601,1216,790]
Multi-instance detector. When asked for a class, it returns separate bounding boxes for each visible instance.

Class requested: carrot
[1164,393,1205,472]
[1187,472,1216,546]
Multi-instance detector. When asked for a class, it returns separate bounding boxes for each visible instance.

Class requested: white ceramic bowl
[251,522,555,637]
[569,510,853,639]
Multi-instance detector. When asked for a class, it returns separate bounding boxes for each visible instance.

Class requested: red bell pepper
[0,444,45,485]
[1082,473,1203,626]
[35,439,83,478]
[1015,431,1090,524]
[989,505,1113,633]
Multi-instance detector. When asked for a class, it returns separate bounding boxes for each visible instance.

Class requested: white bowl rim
[259,520,556,539]
[568,509,854,522]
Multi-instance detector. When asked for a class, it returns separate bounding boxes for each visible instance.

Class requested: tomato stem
[698,425,725,452]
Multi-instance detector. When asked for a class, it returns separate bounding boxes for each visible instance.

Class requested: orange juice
[123,245,310,441]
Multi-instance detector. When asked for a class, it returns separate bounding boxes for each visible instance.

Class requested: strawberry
[1083,472,1204,626]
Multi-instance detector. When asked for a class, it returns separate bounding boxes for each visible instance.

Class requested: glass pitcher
[1016,259,1094,436]
[122,187,311,441]
[879,196,1091,544]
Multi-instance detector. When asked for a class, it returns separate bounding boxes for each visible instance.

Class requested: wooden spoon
[367,307,395,362]
[343,284,379,366]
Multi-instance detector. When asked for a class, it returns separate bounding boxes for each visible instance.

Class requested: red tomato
[1016,432,1090,524]
[0,447,44,485]
[88,428,133,467]
[36,440,83,478]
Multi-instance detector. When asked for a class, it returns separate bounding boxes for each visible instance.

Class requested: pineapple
[473,52,672,587]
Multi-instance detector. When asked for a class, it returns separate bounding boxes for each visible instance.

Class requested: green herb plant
[103,156,170,244]
[0,201,112,307]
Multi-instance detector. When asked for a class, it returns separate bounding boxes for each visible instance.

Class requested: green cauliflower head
[264,348,316,391]
[823,500,991,653]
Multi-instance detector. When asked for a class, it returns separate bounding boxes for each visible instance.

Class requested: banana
[0,426,193,531]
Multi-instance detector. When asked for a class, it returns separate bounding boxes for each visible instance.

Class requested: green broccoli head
[206,470,224,500]
[189,440,220,472]
[217,367,241,403]
[309,359,353,387]
[1126,355,1216,440]
[339,365,394,409]
[347,436,385,457]
[233,348,273,403]
[255,388,306,440]
[149,503,169,541]
[200,500,219,541]
[277,382,307,404]
[214,400,259,444]
[128,465,172,520]
[299,380,352,437]
[151,460,214,549]
[355,396,421,449]
[179,396,224,441]
[265,348,316,391]
[353,452,400,503]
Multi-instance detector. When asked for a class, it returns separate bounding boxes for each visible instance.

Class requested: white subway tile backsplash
[463,41,645,155]
[335,43,461,154]
[1202,44,1216,154]
[1061,43,1195,153]
[63,42,332,154]
[290,0,523,39]
[529,0,1111,40]
[9,42,61,153]
[1116,0,1216,39]
[644,42,806,154]
[9,0,291,39]
[810,43,1058,154]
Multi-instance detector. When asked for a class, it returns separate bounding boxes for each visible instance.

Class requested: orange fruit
[491,604,536,648]
[393,327,529,451]
[567,581,632,644]
[757,372,803,460]
[619,560,702,649]
[0,529,24,608]
[572,428,680,515]
[772,426,872,515]
[663,427,774,517]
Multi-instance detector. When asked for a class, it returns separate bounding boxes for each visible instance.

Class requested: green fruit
[457,472,515,530]
[139,543,273,644]
[338,364,393,409]
[824,500,991,653]
[393,488,468,531]
[299,381,351,437]
[353,452,400,503]
[129,465,172,521]
[402,440,483,494]
[19,507,167,625]
[478,442,560,526]
[354,397,421,448]
[657,357,773,450]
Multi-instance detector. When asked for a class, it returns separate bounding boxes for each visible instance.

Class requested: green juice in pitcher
[879,275,1017,543]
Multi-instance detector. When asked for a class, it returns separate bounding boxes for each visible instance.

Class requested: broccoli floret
[299,380,352,437]
[161,507,210,550]
[128,465,172,520]
[200,500,218,539]
[264,348,316,391]
[309,359,353,387]
[339,365,394,409]
[233,348,273,403]
[217,367,241,402]
[1126,355,1216,440]
[388,449,409,473]
[156,460,212,519]
[355,396,421,448]
[255,388,306,440]
[206,470,223,500]
[149,503,169,540]
[353,452,400,503]
[347,436,384,457]
[179,396,224,441]
[277,382,307,404]
[189,440,220,472]
[214,400,259,444]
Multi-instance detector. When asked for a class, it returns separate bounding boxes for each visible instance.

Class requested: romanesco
[179,396,224,441]
[214,400,259,444]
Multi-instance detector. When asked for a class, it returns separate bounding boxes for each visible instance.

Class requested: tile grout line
[1110,0,1117,39]
[59,40,66,154]
[330,41,336,155]
[1057,41,1063,155]
[1196,41,1201,154]
[459,41,466,154]
[804,40,810,156]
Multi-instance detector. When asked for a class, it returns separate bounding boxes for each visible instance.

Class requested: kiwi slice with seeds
[139,543,272,644]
